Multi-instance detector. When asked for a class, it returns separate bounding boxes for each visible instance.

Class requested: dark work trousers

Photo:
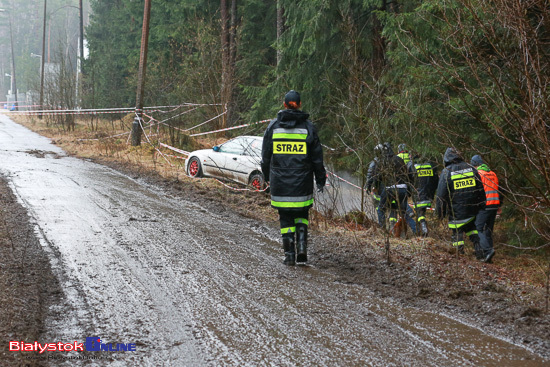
[279,209,309,239]
[475,208,497,250]
[450,219,491,257]
[379,187,416,233]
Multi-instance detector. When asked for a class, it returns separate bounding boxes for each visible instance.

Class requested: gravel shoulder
[0,176,63,366]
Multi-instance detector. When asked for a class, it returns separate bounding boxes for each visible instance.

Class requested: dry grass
[12,115,550,310]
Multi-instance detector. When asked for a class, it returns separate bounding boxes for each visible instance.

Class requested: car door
[205,137,247,181]
[234,138,263,185]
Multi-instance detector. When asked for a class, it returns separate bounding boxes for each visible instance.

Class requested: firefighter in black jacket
[407,155,439,236]
[435,148,491,260]
[261,91,326,265]
[366,144,384,225]
[366,143,415,234]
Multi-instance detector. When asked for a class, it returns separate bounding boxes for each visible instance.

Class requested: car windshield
[219,138,248,155]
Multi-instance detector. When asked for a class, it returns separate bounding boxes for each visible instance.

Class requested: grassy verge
[12,114,550,313]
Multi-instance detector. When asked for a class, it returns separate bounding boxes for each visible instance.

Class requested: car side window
[244,138,262,159]
[219,138,247,155]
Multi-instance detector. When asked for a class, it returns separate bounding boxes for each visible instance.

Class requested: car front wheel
[249,172,265,190]
[187,157,203,178]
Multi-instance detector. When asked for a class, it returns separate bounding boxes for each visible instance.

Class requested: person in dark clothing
[397,143,411,164]
[471,155,499,263]
[366,143,416,235]
[435,148,491,261]
[407,155,439,236]
[261,90,326,265]
[366,144,385,226]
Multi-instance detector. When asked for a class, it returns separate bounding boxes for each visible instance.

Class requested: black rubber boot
[482,248,495,263]
[282,237,295,266]
[420,221,429,237]
[473,241,484,260]
[296,226,308,263]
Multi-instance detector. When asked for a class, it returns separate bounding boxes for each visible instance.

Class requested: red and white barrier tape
[327,170,367,192]
[142,107,202,133]
[163,153,187,160]
[211,178,269,192]
[189,119,271,137]
[185,110,227,131]
[6,102,222,116]
[11,109,136,116]
[322,144,337,151]
[136,116,174,167]
[159,142,190,156]
[1,104,43,108]
[78,131,131,141]
[145,102,223,113]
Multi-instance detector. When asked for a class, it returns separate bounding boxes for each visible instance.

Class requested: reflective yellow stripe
[418,216,426,221]
[466,230,478,236]
[452,241,465,247]
[295,218,309,225]
[448,217,475,228]
[281,226,296,234]
[451,171,474,180]
[273,133,307,140]
[272,198,314,208]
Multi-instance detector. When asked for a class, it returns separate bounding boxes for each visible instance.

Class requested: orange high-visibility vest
[479,170,500,208]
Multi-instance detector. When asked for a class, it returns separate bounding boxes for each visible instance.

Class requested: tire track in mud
[0,114,547,366]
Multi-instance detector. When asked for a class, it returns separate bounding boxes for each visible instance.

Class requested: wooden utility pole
[8,12,17,111]
[39,0,47,118]
[79,0,84,65]
[131,0,152,146]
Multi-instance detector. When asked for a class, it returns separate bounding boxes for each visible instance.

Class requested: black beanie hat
[471,154,484,166]
[284,90,301,106]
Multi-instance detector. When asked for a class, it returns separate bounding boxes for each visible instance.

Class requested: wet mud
[0,114,549,366]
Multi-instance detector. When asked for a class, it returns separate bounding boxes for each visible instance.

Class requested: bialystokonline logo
[9,337,136,354]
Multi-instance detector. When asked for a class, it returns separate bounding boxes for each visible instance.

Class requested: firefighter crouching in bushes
[471,154,499,263]
[366,143,416,235]
[435,148,493,262]
[366,144,385,226]
[261,90,327,266]
[407,153,439,237]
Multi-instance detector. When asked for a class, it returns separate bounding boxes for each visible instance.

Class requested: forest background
[0,0,548,249]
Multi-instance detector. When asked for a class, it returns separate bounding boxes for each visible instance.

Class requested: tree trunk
[227,0,237,126]
[372,0,387,76]
[220,0,230,129]
[276,0,284,68]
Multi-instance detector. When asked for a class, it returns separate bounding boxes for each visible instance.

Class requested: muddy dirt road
[0,115,547,366]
